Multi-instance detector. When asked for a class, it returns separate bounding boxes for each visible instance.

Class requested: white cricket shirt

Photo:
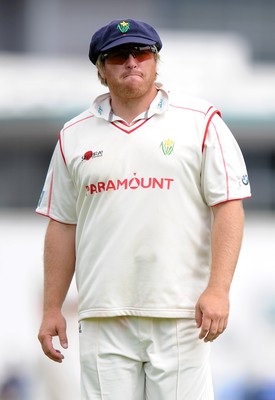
[36,83,251,320]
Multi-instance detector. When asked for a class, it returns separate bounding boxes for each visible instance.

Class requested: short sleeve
[36,139,78,223]
[201,113,251,206]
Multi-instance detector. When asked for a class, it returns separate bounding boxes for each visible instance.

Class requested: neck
[110,86,158,124]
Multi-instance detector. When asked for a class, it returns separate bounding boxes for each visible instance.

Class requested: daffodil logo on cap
[117,21,130,33]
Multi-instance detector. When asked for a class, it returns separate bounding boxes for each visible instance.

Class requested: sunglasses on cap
[100,45,157,65]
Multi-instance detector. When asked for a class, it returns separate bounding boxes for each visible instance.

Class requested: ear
[97,66,108,86]
[98,66,106,81]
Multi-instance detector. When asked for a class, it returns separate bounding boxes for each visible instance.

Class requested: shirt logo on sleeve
[242,175,249,185]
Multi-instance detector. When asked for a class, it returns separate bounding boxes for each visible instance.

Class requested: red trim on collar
[111,117,153,134]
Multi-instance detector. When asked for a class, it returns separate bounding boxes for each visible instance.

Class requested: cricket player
[36,19,251,399]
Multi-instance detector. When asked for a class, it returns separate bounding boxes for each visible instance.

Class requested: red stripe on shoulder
[170,104,205,115]
[201,109,222,152]
[59,114,94,165]
[63,115,94,132]
[58,131,66,165]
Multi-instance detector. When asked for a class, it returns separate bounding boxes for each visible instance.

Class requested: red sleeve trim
[210,196,252,207]
[35,211,77,225]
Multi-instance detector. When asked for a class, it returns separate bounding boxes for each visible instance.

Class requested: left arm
[195,199,245,342]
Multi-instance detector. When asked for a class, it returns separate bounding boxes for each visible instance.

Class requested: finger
[203,319,219,342]
[40,335,65,363]
[217,318,227,335]
[44,341,64,362]
[44,343,65,363]
[59,329,68,349]
[204,318,228,342]
[199,317,211,340]
[195,305,203,328]
[46,347,64,363]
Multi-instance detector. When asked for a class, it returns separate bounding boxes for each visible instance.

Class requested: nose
[125,53,137,68]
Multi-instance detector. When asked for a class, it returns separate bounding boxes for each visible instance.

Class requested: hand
[195,287,229,342]
[38,310,68,363]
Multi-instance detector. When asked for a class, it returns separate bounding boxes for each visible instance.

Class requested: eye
[101,46,157,65]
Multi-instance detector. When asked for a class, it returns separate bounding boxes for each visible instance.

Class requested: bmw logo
[242,175,249,185]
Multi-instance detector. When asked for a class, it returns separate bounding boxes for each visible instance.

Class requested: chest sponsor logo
[85,173,174,196]
[82,150,103,161]
[160,139,175,155]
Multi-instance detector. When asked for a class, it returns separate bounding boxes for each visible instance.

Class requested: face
[100,45,158,100]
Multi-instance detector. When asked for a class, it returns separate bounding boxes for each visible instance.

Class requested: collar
[90,82,169,124]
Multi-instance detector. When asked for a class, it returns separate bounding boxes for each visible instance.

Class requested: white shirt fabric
[36,83,251,320]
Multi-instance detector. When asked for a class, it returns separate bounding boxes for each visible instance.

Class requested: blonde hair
[96,47,160,87]
[96,56,108,86]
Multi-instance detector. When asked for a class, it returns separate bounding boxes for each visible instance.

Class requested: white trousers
[79,317,214,400]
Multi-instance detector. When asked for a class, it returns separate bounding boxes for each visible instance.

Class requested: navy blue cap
[89,19,162,64]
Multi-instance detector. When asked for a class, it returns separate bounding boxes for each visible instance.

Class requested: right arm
[38,219,76,363]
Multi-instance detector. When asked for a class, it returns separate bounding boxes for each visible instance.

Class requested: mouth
[122,72,143,79]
